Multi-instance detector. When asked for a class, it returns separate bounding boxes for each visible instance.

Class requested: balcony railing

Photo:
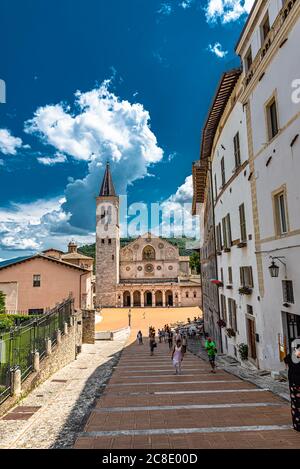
[244,0,297,88]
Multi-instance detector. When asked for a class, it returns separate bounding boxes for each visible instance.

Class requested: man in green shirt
[205,338,217,373]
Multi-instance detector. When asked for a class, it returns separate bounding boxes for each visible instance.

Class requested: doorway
[144,291,152,307]
[246,317,257,361]
[286,313,300,353]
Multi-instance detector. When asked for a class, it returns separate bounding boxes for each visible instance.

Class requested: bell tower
[95,162,120,308]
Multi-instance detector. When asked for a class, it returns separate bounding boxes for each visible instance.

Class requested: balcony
[244,0,297,89]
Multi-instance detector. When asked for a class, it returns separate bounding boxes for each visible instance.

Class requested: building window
[261,12,270,42]
[112,255,115,260]
[193,291,197,298]
[220,294,227,322]
[239,203,247,242]
[274,190,288,235]
[247,305,253,315]
[228,267,233,284]
[108,239,112,244]
[28,309,44,315]
[282,280,294,304]
[234,132,241,168]
[221,157,225,187]
[220,268,224,283]
[33,274,41,287]
[240,267,253,288]
[266,97,279,140]
[186,292,189,298]
[245,47,253,72]
[216,223,222,252]
[101,239,105,244]
[222,214,232,249]
[228,298,237,332]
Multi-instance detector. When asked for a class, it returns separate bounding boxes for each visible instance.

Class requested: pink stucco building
[0,247,93,313]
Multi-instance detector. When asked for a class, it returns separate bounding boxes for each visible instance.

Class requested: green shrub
[0,291,5,314]
[237,343,249,361]
[0,314,41,332]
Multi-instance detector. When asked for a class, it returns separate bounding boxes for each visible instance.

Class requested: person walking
[174,328,181,343]
[205,337,217,373]
[149,333,157,356]
[182,333,187,354]
[137,330,143,345]
[284,342,300,432]
[172,339,184,375]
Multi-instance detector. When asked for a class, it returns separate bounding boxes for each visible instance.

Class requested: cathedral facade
[96,163,201,308]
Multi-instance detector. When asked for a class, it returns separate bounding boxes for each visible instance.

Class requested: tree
[0,291,6,313]
[189,251,200,274]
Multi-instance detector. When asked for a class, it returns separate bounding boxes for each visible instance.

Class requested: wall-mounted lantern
[268,256,286,278]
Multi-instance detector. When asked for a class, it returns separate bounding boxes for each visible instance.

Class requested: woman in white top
[171,339,184,375]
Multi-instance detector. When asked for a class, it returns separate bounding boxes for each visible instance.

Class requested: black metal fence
[0,297,74,405]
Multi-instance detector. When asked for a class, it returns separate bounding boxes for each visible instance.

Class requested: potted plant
[237,343,248,361]
[217,319,226,328]
[210,279,223,287]
[226,328,236,338]
[239,286,252,295]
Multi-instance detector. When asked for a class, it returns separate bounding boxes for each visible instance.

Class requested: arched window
[142,245,156,260]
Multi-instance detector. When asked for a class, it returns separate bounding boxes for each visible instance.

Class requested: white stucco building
[237,0,300,369]
[193,0,300,371]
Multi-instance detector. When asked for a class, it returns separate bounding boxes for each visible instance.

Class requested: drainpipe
[208,159,223,354]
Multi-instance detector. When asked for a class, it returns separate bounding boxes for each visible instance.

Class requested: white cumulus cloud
[205,0,254,24]
[0,128,23,155]
[208,42,228,58]
[37,152,67,166]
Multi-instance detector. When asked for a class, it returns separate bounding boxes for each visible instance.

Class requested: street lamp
[268,256,286,278]
[269,260,280,278]
[128,309,131,327]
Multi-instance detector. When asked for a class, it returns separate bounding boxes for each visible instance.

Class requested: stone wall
[0,310,82,418]
[82,309,95,344]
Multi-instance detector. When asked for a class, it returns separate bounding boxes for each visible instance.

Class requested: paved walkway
[75,339,300,449]
[0,339,126,449]
[188,337,290,402]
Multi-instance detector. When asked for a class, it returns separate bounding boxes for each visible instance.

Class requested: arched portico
[144,290,153,306]
[133,291,141,307]
[123,291,131,307]
[155,290,163,307]
[166,290,173,306]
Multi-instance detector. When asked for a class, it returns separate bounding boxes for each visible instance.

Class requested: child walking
[172,339,184,375]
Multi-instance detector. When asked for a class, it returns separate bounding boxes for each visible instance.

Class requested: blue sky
[0,0,254,259]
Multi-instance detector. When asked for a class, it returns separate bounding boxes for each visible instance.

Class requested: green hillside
[79,237,195,258]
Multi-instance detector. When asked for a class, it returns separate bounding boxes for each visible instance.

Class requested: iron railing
[0,297,74,405]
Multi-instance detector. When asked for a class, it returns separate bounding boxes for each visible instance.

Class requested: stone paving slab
[74,339,300,449]
[0,338,127,448]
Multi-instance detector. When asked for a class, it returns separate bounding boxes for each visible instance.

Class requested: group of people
[136,320,300,433]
